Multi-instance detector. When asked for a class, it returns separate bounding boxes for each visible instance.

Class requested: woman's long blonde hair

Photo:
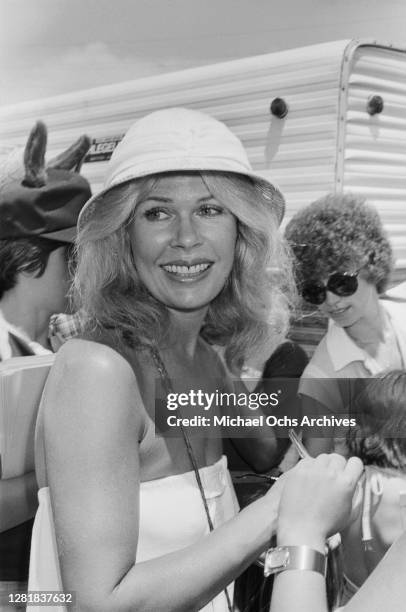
[73,171,296,372]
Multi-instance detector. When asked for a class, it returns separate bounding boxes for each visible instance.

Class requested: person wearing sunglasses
[285,193,406,457]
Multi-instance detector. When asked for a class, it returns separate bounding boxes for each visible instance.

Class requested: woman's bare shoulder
[42,338,144,430]
[55,337,134,376]
[41,339,145,507]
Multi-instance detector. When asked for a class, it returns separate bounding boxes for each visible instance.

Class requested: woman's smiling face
[130,173,237,314]
[318,274,379,328]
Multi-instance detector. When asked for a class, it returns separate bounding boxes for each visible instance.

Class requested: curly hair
[284,193,393,294]
[73,171,296,372]
[347,371,406,470]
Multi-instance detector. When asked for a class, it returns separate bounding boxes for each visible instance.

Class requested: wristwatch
[263,545,327,577]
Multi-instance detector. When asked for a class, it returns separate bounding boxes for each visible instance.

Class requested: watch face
[271,549,290,566]
[264,547,290,576]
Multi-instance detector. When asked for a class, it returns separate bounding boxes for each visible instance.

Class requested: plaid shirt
[48,311,83,351]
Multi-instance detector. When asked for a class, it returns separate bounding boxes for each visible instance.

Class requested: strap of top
[361,466,383,573]
[360,465,406,575]
[361,466,383,544]
[150,346,233,612]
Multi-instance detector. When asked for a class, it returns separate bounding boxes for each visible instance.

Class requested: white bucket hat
[79,107,284,225]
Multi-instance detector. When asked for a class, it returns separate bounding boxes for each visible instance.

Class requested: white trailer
[1,39,406,269]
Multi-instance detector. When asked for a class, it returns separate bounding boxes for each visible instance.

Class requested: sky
[1,0,406,107]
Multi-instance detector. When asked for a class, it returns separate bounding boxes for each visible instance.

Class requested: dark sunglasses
[301,268,362,305]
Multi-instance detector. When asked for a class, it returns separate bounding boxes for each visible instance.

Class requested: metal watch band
[263,545,327,577]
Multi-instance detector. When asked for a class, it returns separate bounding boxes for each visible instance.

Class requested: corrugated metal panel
[1,39,404,267]
[0,40,349,215]
[342,43,406,268]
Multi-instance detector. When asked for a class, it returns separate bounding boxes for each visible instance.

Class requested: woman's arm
[0,470,38,531]
[270,458,406,612]
[270,454,363,612]
[43,340,281,612]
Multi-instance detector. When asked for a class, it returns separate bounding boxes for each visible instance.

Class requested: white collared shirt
[0,309,51,361]
[299,299,406,412]
[385,281,406,300]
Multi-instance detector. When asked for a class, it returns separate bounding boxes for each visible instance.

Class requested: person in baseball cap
[0,121,91,605]
[0,120,91,360]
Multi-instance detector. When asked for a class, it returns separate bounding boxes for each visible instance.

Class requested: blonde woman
[29,108,295,611]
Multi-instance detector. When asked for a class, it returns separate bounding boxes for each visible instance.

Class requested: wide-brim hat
[79,107,285,227]
[0,122,91,243]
